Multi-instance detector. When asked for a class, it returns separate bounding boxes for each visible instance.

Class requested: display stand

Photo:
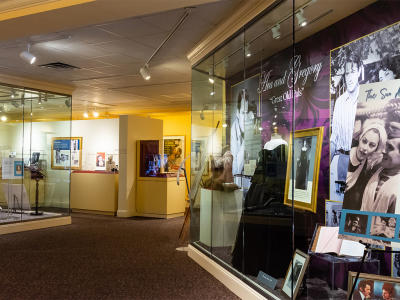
[30,177,43,216]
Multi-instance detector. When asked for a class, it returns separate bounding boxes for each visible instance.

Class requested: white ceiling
[0,0,243,118]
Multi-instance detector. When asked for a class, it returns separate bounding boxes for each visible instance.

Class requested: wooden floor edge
[0,216,71,235]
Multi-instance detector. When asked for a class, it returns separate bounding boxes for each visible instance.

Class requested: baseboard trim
[188,244,280,300]
[135,212,184,219]
[71,209,115,216]
[0,216,71,235]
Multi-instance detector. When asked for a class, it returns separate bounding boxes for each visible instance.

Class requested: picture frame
[347,272,400,300]
[282,249,310,299]
[325,199,343,227]
[163,135,185,173]
[284,127,324,213]
[51,137,82,170]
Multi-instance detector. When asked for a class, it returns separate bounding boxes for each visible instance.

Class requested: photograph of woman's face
[356,129,379,161]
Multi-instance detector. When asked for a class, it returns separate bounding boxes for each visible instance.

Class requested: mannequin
[264,127,288,150]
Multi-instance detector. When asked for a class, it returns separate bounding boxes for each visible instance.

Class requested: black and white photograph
[294,137,312,190]
[330,21,400,202]
[282,249,309,299]
[325,200,343,227]
[392,249,400,278]
[341,96,400,220]
[369,216,396,239]
[343,213,368,235]
[229,74,261,185]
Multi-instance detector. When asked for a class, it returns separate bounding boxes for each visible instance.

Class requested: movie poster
[330,21,400,202]
[339,80,400,246]
[163,136,184,173]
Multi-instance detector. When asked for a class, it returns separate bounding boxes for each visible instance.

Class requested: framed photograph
[284,127,324,212]
[96,152,106,170]
[348,272,400,300]
[282,249,310,299]
[392,249,400,278]
[191,139,207,175]
[51,137,82,170]
[325,199,343,227]
[163,136,184,173]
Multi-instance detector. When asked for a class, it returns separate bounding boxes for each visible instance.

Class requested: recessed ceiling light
[93,111,99,117]
[83,112,89,118]
[1,116,7,122]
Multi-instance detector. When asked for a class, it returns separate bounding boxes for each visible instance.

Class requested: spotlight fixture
[20,44,36,64]
[208,77,215,84]
[10,89,17,99]
[38,95,42,105]
[222,123,228,128]
[139,64,151,80]
[245,43,251,57]
[64,99,71,108]
[210,91,215,96]
[1,116,7,122]
[83,112,89,118]
[271,24,281,39]
[93,111,99,117]
[258,127,263,131]
[296,9,307,27]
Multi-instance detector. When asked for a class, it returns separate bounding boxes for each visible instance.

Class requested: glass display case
[190,0,400,299]
[0,82,71,224]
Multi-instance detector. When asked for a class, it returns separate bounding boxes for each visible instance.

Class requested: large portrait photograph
[284,127,324,212]
[330,21,400,202]
[348,272,400,300]
[229,74,261,184]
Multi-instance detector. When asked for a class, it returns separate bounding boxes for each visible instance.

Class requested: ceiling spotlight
[208,77,215,84]
[83,112,89,118]
[222,123,228,128]
[296,9,307,27]
[258,127,263,131]
[64,99,71,108]
[139,64,151,80]
[271,24,281,39]
[20,44,36,64]
[210,91,215,96]
[1,116,7,122]
[10,89,17,99]
[245,43,251,57]
[93,111,99,117]
[38,95,42,105]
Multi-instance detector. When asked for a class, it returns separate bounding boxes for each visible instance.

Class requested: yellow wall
[151,111,191,191]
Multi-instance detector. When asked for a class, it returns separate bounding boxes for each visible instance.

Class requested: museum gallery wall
[191,1,400,299]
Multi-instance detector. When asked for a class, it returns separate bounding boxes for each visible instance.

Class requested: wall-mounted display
[96,152,105,170]
[2,158,24,179]
[51,137,82,170]
[348,272,400,300]
[282,249,309,299]
[163,136,184,173]
[284,127,324,213]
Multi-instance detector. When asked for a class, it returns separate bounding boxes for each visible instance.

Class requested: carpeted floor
[0,213,239,300]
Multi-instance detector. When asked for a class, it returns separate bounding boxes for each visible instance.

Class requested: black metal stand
[178,167,190,240]
[30,178,43,216]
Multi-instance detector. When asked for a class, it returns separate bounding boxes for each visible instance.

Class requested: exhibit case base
[0,215,71,235]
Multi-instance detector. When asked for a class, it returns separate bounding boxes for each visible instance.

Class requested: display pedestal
[199,188,243,247]
[30,178,43,216]
[309,253,380,290]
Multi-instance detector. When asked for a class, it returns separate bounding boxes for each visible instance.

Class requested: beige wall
[118,115,163,217]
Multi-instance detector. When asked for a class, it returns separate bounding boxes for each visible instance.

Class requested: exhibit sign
[51,137,82,170]
[339,80,400,246]
[2,158,24,179]
[163,136,184,173]
[284,127,324,213]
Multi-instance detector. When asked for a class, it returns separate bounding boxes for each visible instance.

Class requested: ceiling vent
[39,62,80,70]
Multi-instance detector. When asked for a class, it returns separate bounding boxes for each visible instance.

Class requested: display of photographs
[191,139,207,175]
[325,200,343,227]
[330,21,400,202]
[2,158,23,179]
[343,213,368,235]
[392,248,400,278]
[163,136,184,173]
[229,74,261,184]
[282,249,310,299]
[348,272,400,300]
[96,152,106,170]
[284,127,324,212]
[51,137,82,170]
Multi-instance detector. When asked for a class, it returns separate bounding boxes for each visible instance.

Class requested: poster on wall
[339,79,400,246]
[51,137,82,170]
[191,139,206,175]
[229,74,261,182]
[96,152,106,170]
[163,136,184,173]
[329,21,400,202]
[2,158,24,179]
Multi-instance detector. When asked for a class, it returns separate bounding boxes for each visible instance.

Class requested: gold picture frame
[348,272,400,299]
[51,137,83,170]
[284,127,324,213]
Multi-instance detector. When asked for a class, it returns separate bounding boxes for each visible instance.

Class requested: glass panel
[0,84,71,224]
